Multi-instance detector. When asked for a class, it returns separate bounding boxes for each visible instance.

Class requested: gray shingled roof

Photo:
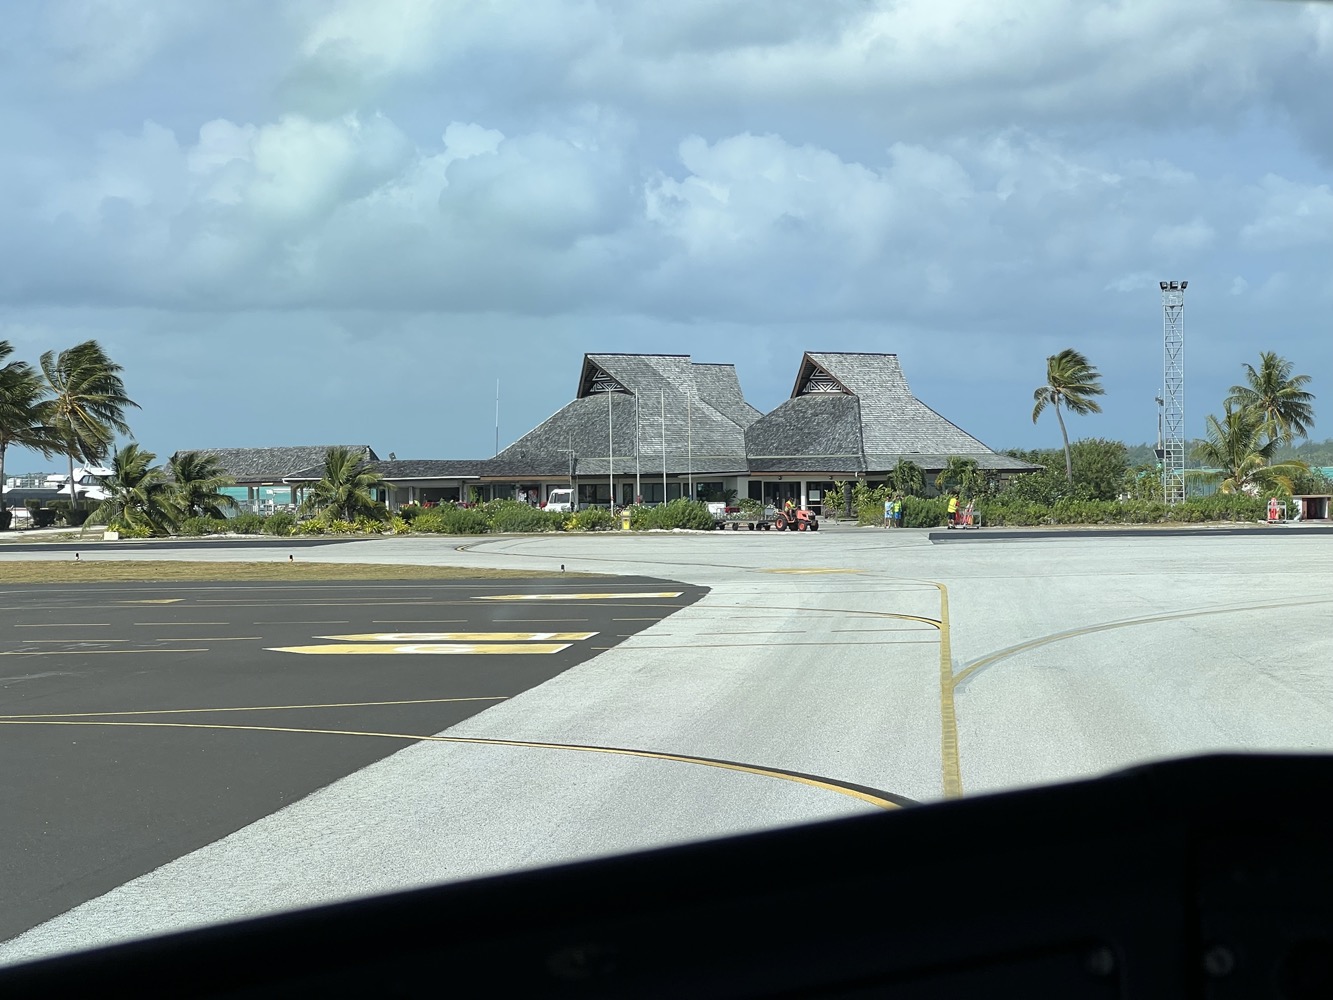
[488,354,752,478]
[173,446,378,484]
[284,459,485,482]
[745,353,1040,474]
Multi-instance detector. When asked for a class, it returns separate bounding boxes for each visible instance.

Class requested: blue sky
[3,0,1332,470]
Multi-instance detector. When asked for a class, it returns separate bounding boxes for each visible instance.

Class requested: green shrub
[569,507,618,531]
[632,498,714,531]
[353,516,386,534]
[391,515,410,534]
[263,511,296,536]
[411,505,489,534]
[488,501,566,533]
[109,521,152,539]
[228,512,266,534]
[178,516,222,536]
[396,503,422,523]
[902,496,949,528]
[737,497,764,518]
[294,519,326,535]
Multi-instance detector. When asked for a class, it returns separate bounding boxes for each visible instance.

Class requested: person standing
[892,496,903,528]
[947,493,959,528]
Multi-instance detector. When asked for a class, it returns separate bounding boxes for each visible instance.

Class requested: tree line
[1030,348,1317,497]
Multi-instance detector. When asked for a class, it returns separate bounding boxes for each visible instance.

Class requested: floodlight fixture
[1160,281,1169,290]
[1180,280,1188,290]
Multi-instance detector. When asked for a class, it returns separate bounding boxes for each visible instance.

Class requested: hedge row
[857,492,1273,527]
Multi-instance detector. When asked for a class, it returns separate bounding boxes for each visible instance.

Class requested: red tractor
[773,507,819,531]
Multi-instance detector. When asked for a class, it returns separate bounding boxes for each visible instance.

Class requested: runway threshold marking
[317,632,598,643]
[474,592,683,601]
[0,718,906,810]
[267,643,574,656]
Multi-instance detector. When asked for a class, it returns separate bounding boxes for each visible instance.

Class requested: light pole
[1159,280,1187,504]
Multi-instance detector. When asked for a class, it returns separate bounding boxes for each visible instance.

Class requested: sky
[2,0,1332,471]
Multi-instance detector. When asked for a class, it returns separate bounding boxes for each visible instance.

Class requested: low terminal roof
[174,446,378,484]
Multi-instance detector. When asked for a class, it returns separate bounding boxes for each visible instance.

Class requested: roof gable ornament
[795,357,850,396]
[579,360,630,396]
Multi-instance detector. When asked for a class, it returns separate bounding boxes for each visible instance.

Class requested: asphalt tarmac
[0,577,703,942]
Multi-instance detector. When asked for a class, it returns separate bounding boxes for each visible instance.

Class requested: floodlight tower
[1159,280,1187,504]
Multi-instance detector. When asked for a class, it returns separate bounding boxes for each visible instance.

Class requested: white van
[544,488,576,512]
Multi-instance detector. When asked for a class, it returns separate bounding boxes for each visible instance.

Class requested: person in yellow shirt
[947,493,959,527]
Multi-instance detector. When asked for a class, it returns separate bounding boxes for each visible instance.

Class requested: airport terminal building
[185,352,1038,513]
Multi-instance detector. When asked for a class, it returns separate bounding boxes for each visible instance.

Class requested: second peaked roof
[746,352,1038,474]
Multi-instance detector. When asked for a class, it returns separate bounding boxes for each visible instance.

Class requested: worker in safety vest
[784,497,796,513]
[947,493,959,527]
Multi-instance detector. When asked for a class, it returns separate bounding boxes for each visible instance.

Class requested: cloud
[1240,175,1333,251]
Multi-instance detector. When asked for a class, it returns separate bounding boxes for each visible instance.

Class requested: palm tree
[933,457,982,497]
[889,460,924,497]
[39,341,138,511]
[169,451,238,519]
[1225,351,1315,447]
[1189,405,1309,496]
[298,447,389,522]
[1032,349,1105,481]
[0,340,59,522]
[88,444,183,536]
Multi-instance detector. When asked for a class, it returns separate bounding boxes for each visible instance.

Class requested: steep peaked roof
[747,352,1038,473]
[174,446,378,483]
[491,354,753,477]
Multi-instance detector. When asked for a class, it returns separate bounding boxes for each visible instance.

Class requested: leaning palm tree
[87,444,183,536]
[1032,349,1105,481]
[298,447,388,522]
[1225,351,1315,448]
[39,341,138,511]
[168,451,238,519]
[1189,404,1308,496]
[0,340,59,521]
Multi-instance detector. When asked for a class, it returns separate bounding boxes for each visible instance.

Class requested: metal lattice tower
[1160,280,1187,504]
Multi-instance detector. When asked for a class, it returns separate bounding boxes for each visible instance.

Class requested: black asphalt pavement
[928,525,1333,542]
[0,577,703,942]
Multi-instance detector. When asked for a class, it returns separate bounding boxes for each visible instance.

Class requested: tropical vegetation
[0,340,58,525]
[169,451,238,519]
[87,444,183,536]
[1188,405,1309,496]
[1225,351,1314,448]
[297,446,389,523]
[1032,348,1105,481]
[40,340,138,511]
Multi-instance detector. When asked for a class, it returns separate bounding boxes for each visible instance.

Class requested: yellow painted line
[0,695,508,720]
[474,592,683,601]
[761,568,864,575]
[266,643,573,656]
[0,719,900,810]
[0,648,210,656]
[928,581,962,799]
[317,632,598,642]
